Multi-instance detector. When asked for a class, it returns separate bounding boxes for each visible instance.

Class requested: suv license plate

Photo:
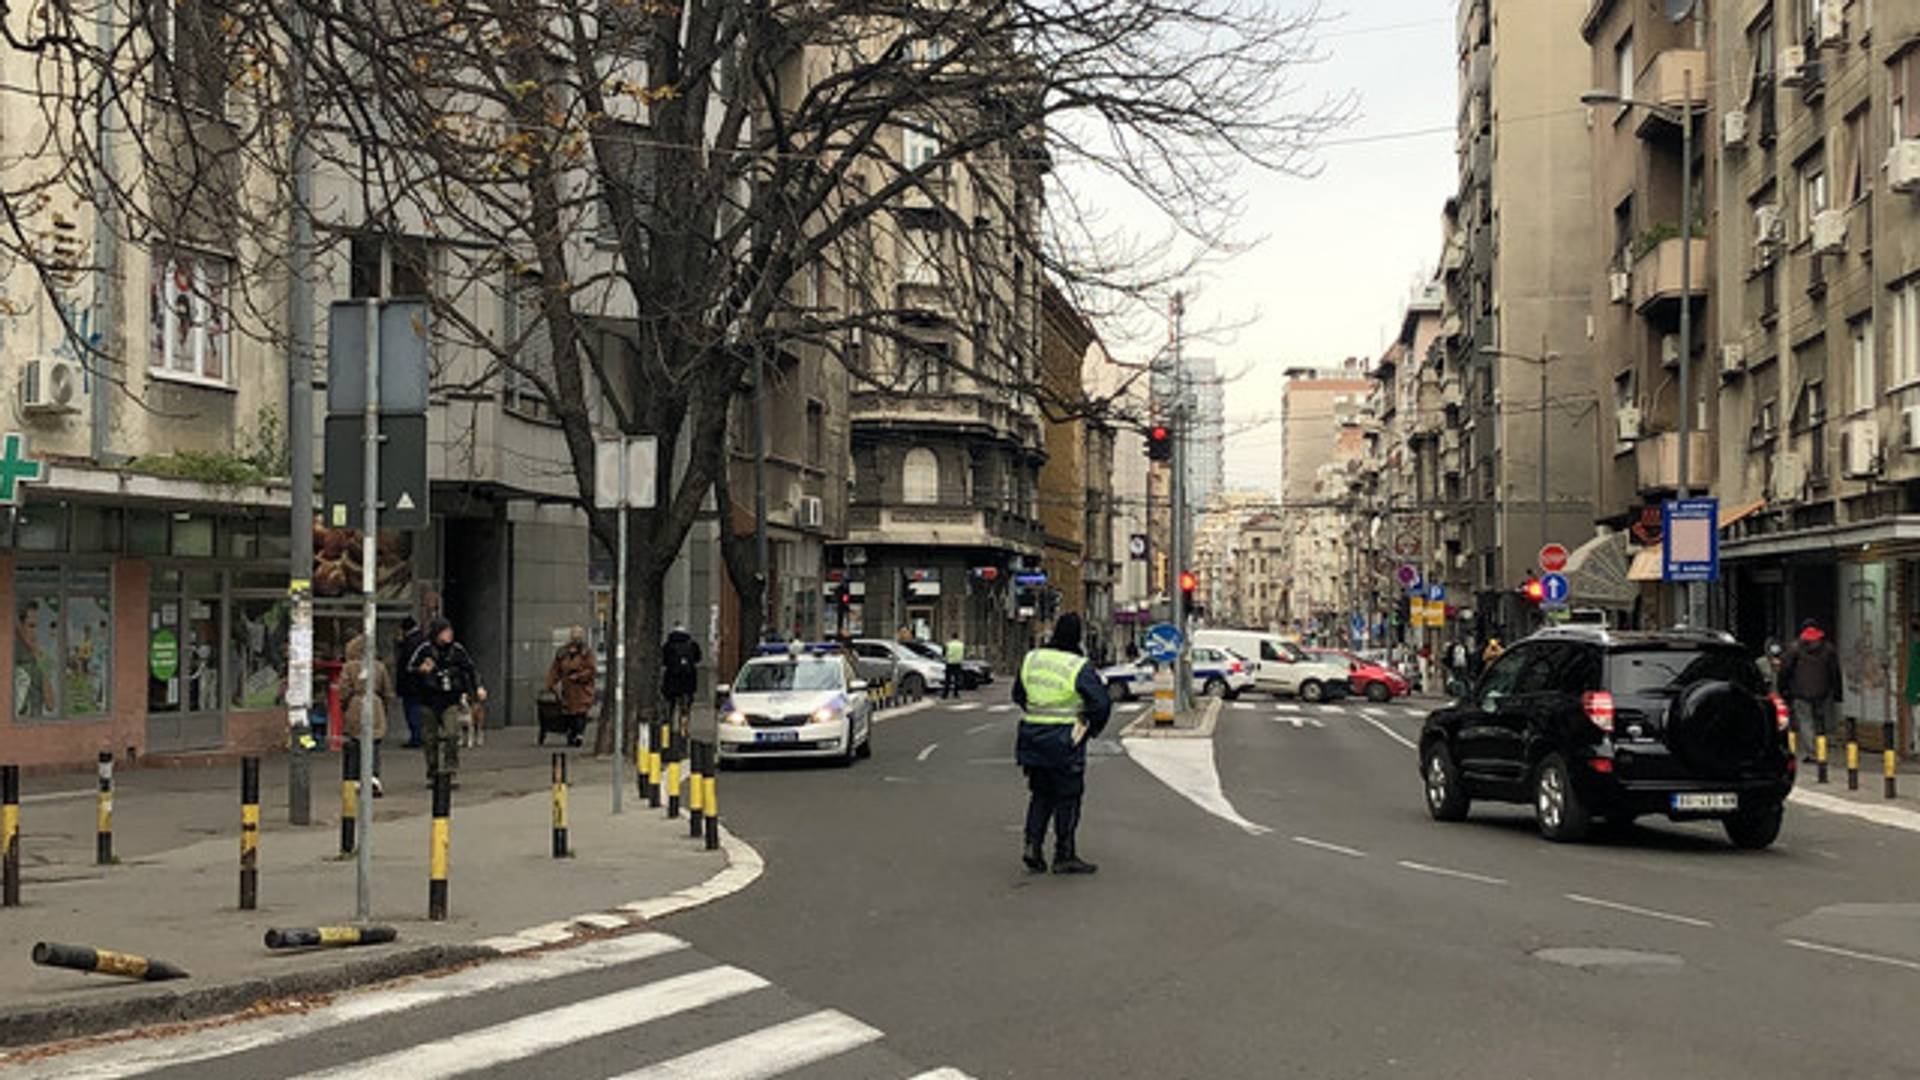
[1672,793,1738,812]
[755,731,799,744]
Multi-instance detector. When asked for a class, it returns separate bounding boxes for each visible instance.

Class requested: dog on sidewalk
[459,700,487,749]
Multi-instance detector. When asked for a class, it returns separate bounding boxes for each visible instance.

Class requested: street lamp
[1581,79,1706,626]
[1480,343,1564,595]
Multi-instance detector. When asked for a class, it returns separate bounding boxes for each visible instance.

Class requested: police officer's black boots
[1022,841,1047,873]
[1053,845,1097,875]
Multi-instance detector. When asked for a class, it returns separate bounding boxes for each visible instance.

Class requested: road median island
[1119,696,1222,740]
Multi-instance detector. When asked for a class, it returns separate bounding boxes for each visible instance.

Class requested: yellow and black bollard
[1846,718,1860,792]
[665,737,682,820]
[239,757,260,911]
[339,743,360,856]
[551,753,569,858]
[96,751,114,866]
[635,732,649,803]
[1816,715,1830,785]
[703,753,720,851]
[687,742,705,839]
[1886,721,1900,800]
[646,719,664,810]
[264,925,398,950]
[33,942,188,981]
[3,764,19,907]
[428,771,451,920]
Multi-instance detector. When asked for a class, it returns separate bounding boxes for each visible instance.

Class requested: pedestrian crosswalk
[0,931,974,1080]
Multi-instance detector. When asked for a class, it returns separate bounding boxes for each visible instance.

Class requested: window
[1612,197,1633,270]
[901,339,949,394]
[349,234,430,299]
[902,447,940,504]
[1614,33,1635,103]
[1842,107,1869,204]
[14,566,112,721]
[902,125,941,170]
[1796,149,1828,240]
[1849,315,1876,412]
[1895,49,1920,143]
[1893,277,1920,388]
[229,596,290,710]
[805,401,825,464]
[502,272,555,421]
[1749,15,1777,141]
[147,251,231,385]
[149,0,227,115]
[148,570,222,714]
[1802,0,1827,38]
[595,121,655,248]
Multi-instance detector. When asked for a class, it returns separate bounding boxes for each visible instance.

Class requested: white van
[1191,629,1352,702]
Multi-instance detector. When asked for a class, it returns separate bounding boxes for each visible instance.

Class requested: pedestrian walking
[339,634,390,797]
[943,634,966,699]
[545,627,596,747]
[1779,618,1843,762]
[1012,613,1112,875]
[393,616,426,748]
[662,622,702,742]
[409,617,486,787]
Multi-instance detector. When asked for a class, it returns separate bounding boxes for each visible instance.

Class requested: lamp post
[1582,78,1705,626]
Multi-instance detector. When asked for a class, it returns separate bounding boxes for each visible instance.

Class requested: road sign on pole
[594,435,660,816]
[1427,583,1446,603]
[1539,543,1569,573]
[1397,564,1422,591]
[323,414,430,530]
[1662,498,1719,583]
[1144,623,1184,664]
[1540,572,1571,607]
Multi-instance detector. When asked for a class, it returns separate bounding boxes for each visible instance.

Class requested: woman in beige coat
[339,634,393,796]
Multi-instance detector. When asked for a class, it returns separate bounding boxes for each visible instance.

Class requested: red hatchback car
[1309,650,1411,703]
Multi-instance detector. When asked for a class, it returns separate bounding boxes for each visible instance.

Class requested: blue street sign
[1427,583,1446,602]
[1144,623,1185,664]
[1540,572,1570,606]
[1350,613,1367,638]
[1661,498,1720,583]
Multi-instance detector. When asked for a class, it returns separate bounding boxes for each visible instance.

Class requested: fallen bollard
[33,942,188,981]
[264,925,398,950]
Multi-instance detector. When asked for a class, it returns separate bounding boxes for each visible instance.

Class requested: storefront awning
[1562,529,1639,607]
[1719,498,1766,531]
[1722,514,1920,560]
[1627,548,1665,582]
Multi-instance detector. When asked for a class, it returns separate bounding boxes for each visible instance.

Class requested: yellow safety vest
[1020,648,1087,726]
[945,639,965,663]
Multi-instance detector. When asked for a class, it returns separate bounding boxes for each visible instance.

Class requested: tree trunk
[592,508,672,758]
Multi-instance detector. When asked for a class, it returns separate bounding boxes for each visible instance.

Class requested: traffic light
[1179,569,1197,603]
[1146,423,1173,462]
[1519,576,1545,606]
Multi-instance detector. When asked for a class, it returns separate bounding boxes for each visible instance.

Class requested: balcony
[1632,49,1708,141]
[1632,236,1711,316]
[1634,432,1715,494]
[850,388,1043,450]
[845,502,1043,553]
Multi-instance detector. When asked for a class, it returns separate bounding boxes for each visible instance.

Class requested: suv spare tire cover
[1664,680,1771,778]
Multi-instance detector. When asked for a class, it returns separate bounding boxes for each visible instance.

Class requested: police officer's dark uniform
[1012,613,1112,874]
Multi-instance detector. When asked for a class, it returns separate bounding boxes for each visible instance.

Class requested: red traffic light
[1151,425,1169,441]
[1521,578,1545,603]
[1146,424,1173,462]
[1178,570,1198,593]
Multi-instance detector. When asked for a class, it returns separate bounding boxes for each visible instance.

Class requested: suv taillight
[1582,691,1615,734]
[1768,693,1791,732]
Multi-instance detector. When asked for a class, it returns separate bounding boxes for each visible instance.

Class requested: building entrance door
[906,606,935,642]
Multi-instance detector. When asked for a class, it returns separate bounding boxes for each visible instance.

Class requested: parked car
[1099,647,1255,700]
[1191,629,1352,702]
[899,640,994,689]
[850,639,946,697]
[717,647,874,765]
[1417,626,1794,848]
[1308,648,1412,703]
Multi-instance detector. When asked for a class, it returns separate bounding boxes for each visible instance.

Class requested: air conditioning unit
[1721,344,1746,375]
[1754,204,1785,246]
[1779,46,1809,86]
[1902,406,1920,452]
[1660,334,1681,369]
[1722,110,1748,148]
[1770,451,1807,501]
[1811,208,1848,254]
[1818,3,1846,45]
[1616,404,1642,443]
[1608,271,1631,304]
[21,356,83,414]
[1841,420,1881,478]
[1888,141,1920,194]
[798,496,823,528]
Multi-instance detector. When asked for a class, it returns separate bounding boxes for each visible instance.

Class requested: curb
[0,829,767,1051]
[1120,696,1223,740]
[1789,787,1920,835]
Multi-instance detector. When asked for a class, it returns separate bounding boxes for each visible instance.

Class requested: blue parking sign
[1427,583,1445,602]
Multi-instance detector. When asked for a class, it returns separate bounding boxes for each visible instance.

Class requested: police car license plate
[755,731,799,744]
[1671,793,1738,812]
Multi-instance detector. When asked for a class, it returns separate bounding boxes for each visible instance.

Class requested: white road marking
[5,934,691,1080]
[1396,859,1507,886]
[1790,787,1920,835]
[1119,702,1146,713]
[607,1010,883,1080]
[966,721,998,735]
[1268,716,1325,730]
[908,1070,980,1080]
[1231,702,1255,712]
[1357,713,1417,750]
[1122,738,1273,836]
[1291,835,1367,858]
[19,788,94,804]
[949,702,982,713]
[873,700,936,723]
[1273,702,1303,713]
[290,966,769,1080]
[1361,707,1388,720]
[917,742,939,762]
[1783,937,1920,972]
[989,704,1017,713]
[1564,893,1713,928]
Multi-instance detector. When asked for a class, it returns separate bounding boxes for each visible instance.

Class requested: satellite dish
[1665,0,1697,21]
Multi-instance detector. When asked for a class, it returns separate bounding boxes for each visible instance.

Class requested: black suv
[1418,627,1794,848]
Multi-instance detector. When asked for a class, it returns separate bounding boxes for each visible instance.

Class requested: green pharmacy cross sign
[0,433,44,505]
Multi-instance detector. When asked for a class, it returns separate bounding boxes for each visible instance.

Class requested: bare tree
[6,0,1349,750]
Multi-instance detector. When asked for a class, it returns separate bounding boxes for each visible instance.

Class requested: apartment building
[1373,284,1452,643]
[1278,369,1374,509]
[1184,358,1228,511]
[1233,513,1292,633]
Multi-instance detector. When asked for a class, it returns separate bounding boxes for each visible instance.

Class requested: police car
[1100,646,1256,700]
[717,644,874,765]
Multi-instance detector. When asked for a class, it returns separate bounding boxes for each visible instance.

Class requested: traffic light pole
[1169,294,1192,714]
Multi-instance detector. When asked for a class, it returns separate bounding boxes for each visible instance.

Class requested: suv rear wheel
[1422,743,1470,822]
[1534,754,1591,842]
[1723,803,1783,849]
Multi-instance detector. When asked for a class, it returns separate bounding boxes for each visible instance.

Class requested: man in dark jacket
[1779,618,1843,763]
[409,617,485,785]
[393,617,427,748]
[1012,613,1112,875]
[661,624,702,739]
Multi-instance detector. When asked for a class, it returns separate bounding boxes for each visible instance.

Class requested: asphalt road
[9,691,1918,1079]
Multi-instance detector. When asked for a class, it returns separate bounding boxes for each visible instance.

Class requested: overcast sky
[1166,4,1460,490]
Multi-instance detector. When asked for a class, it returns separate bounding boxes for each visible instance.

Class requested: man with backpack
[662,623,702,739]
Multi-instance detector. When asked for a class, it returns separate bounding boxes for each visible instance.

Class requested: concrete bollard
[1885,721,1899,800]
[33,942,188,981]
[687,742,705,839]
[3,764,18,907]
[1846,718,1860,792]
[340,743,360,856]
[264,925,398,950]
[551,753,569,858]
[96,752,113,866]
[239,757,260,911]
[428,771,451,921]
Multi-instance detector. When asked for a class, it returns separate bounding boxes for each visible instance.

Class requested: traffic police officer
[1012,613,1112,874]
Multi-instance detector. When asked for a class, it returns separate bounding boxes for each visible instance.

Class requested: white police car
[1100,647,1255,700]
[717,645,873,765]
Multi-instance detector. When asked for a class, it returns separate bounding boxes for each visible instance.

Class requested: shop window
[16,506,66,553]
[229,595,290,710]
[72,507,122,553]
[129,511,169,555]
[148,574,221,714]
[14,566,112,721]
[170,513,214,557]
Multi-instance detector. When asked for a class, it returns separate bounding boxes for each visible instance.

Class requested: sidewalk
[0,738,740,1047]
[1788,750,1920,835]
